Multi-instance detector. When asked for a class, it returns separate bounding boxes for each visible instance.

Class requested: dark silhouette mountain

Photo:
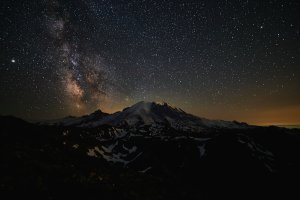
[42,109,109,126]
[1,103,300,199]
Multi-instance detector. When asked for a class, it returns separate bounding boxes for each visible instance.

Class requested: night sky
[0,0,299,125]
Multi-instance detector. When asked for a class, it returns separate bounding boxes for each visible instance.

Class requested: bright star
[11,59,16,63]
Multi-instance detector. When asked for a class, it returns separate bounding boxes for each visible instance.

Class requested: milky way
[0,0,299,125]
[44,0,116,114]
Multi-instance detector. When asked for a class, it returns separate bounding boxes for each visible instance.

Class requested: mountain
[1,103,300,199]
[46,101,249,131]
[42,109,109,126]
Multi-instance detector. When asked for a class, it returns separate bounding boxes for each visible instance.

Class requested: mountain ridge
[43,101,250,130]
[1,105,300,199]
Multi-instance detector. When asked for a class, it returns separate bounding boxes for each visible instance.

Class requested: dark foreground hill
[1,102,300,199]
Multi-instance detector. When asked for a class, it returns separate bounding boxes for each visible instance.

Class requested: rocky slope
[1,103,300,199]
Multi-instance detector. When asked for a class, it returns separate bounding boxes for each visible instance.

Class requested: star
[0,0,299,125]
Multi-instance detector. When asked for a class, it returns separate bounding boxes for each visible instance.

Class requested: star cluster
[0,0,299,124]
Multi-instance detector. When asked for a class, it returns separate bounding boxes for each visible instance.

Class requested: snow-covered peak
[122,101,152,113]
[110,101,186,126]
[43,101,250,131]
[123,101,185,114]
[86,101,249,130]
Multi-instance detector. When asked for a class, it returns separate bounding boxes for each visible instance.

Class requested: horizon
[3,100,300,127]
[1,0,299,126]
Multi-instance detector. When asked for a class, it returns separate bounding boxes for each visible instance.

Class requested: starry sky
[0,0,299,125]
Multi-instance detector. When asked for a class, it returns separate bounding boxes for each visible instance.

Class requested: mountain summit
[2,103,300,199]
[48,101,249,131]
